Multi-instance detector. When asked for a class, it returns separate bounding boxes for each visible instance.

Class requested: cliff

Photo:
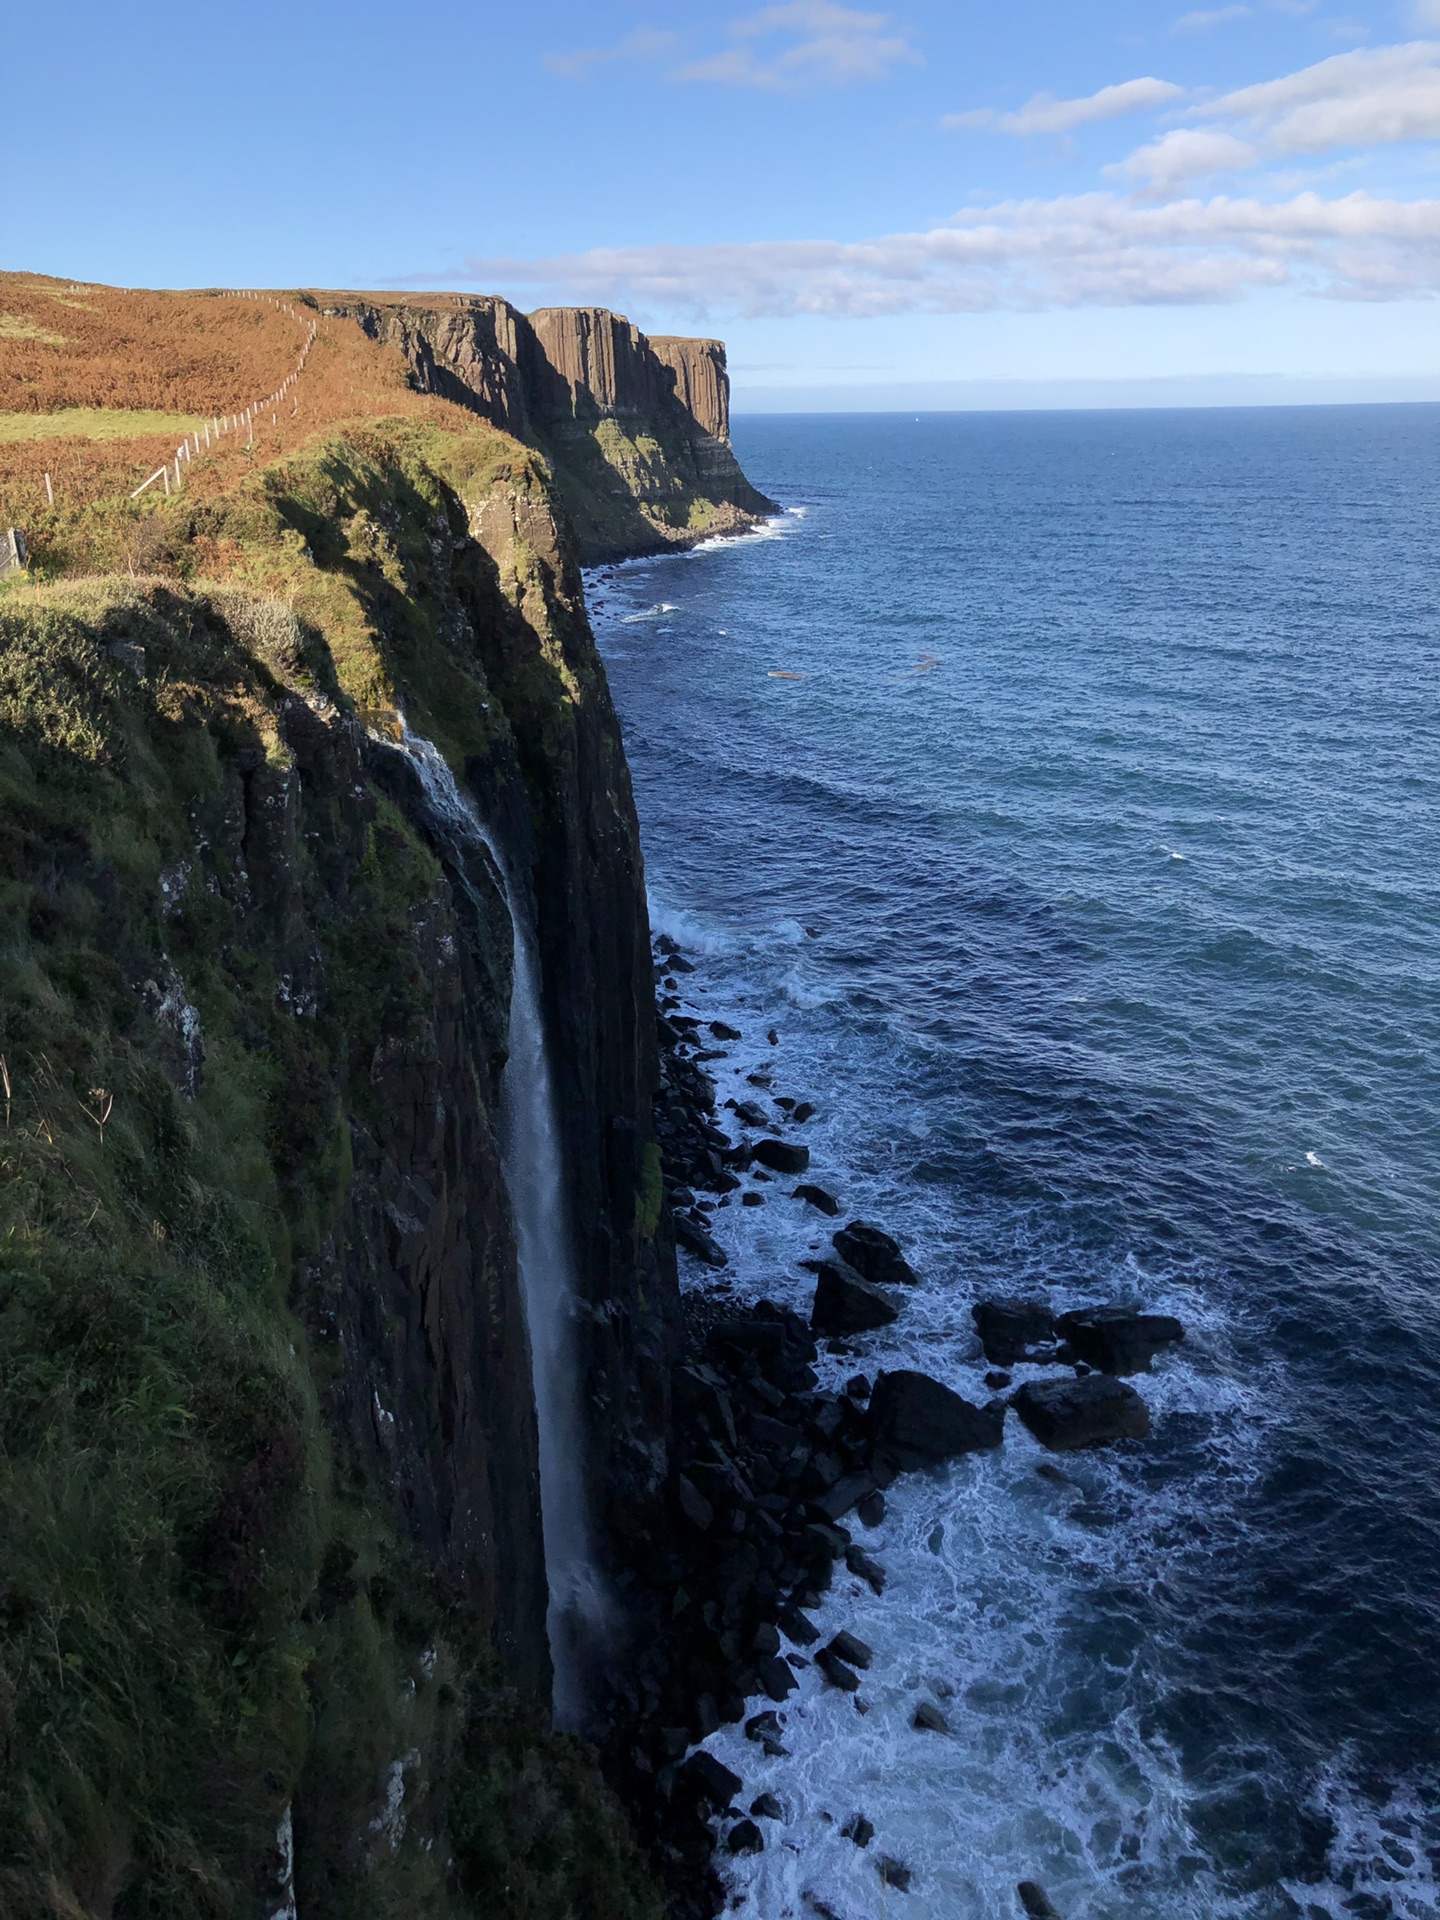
[323,294,775,564]
[0,277,718,1918]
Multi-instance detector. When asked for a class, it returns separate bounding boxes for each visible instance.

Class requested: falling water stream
[381,725,601,1727]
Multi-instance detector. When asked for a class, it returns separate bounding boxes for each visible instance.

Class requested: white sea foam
[620,602,680,624]
[650,897,746,960]
[1283,1767,1440,1918]
[682,510,802,556]
[654,956,1397,1919]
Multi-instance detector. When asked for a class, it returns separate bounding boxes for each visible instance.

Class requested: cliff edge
[0,274,694,1919]
[323,293,776,564]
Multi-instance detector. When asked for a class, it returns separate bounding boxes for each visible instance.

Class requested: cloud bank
[1122,41,1440,184]
[486,39,1440,325]
[431,192,1440,318]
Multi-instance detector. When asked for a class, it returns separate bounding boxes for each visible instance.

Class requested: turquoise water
[590,406,1440,1916]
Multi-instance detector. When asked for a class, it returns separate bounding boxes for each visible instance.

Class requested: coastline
[581,404,1440,1919]
[602,911,1193,1920]
[6,287,1438,1919]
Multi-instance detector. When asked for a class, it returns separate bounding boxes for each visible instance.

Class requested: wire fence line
[130,293,318,501]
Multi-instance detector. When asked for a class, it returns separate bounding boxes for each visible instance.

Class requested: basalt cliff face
[0,279,770,1920]
[323,294,775,564]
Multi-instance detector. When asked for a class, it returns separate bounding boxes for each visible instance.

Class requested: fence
[130,293,319,501]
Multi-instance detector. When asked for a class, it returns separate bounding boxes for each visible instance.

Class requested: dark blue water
[588,406,1440,1918]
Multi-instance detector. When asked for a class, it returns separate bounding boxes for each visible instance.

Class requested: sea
[585,405,1440,1920]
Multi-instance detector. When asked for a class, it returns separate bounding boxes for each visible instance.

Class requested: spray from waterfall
[380,724,604,1728]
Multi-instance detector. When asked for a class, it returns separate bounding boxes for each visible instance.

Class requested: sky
[5,0,1438,407]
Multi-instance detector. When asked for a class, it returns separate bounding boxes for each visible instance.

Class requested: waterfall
[380,725,603,1727]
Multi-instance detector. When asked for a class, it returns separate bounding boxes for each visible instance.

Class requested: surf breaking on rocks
[593,921,1243,1920]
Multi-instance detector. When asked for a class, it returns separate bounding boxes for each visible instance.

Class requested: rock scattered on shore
[811,1258,899,1335]
[1011,1376,1151,1450]
[674,1215,728,1268]
[725,1818,763,1854]
[1057,1305,1184,1375]
[827,1630,873,1670]
[816,1646,861,1692]
[832,1220,918,1288]
[753,1137,810,1174]
[973,1297,1186,1377]
[972,1298,1061,1366]
[792,1182,840,1215]
[636,933,1185,1917]
[868,1369,1005,1466]
[1017,1881,1064,1918]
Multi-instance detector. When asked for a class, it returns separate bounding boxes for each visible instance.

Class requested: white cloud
[1120,40,1440,183]
[1414,0,1440,26]
[544,28,677,81]
[1117,128,1261,186]
[1209,41,1440,148]
[672,2,920,91]
[946,76,1185,136]
[1174,6,1251,30]
[513,33,1440,334]
[428,192,1440,318]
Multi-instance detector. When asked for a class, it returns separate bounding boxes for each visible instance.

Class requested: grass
[0,585,332,1913]
[0,317,68,347]
[0,274,495,529]
[0,409,209,444]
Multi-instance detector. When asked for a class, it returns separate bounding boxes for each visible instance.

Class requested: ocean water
[587,406,1440,1919]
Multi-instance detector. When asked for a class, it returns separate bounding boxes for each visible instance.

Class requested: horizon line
[730,376,1440,415]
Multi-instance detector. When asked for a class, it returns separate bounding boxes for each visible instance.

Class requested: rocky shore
[601,931,1191,1919]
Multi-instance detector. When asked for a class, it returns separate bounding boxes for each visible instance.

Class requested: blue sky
[6,0,1438,404]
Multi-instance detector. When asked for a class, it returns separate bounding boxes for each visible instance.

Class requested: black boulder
[792,1182,841,1216]
[753,1137,810,1174]
[868,1369,1004,1466]
[811,1260,898,1336]
[1011,1376,1150,1450]
[971,1298,1057,1365]
[674,1214,728,1267]
[832,1221,918,1288]
[726,1818,764,1855]
[679,1750,741,1807]
[1056,1305,1184,1375]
